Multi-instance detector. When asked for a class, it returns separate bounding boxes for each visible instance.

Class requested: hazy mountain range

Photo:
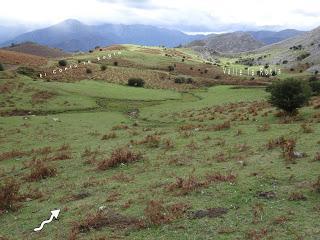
[0,19,305,53]
[0,19,205,52]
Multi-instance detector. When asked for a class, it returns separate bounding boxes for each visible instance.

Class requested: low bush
[309,79,320,95]
[0,63,4,71]
[128,78,145,87]
[174,76,193,84]
[16,67,37,77]
[100,65,107,71]
[58,60,68,67]
[86,68,92,74]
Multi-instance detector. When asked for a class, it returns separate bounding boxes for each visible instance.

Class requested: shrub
[267,78,311,114]
[297,52,310,61]
[86,68,92,74]
[58,60,67,67]
[128,78,145,87]
[309,80,320,96]
[113,61,118,66]
[168,65,175,72]
[174,76,193,84]
[100,65,107,71]
[0,63,4,71]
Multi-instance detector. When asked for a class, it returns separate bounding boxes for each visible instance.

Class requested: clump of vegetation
[97,147,142,170]
[138,134,161,148]
[267,78,311,114]
[168,65,175,72]
[128,78,145,87]
[101,132,117,140]
[167,174,206,195]
[100,65,107,71]
[58,60,68,67]
[174,76,193,84]
[0,178,22,212]
[16,67,37,77]
[144,200,189,226]
[86,68,92,74]
[290,45,302,50]
[70,209,143,238]
[297,52,310,61]
[26,160,57,181]
[0,63,4,71]
[113,61,118,66]
[308,77,320,95]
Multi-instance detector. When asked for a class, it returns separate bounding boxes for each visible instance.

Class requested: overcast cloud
[0,0,320,31]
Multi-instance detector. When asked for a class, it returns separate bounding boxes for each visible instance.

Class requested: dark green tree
[267,78,311,114]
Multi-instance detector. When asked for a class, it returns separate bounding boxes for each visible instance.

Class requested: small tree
[58,60,67,67]
[0,63,4,71]
[267,78,311,115]
[128,78,145,87]
[86,68,92,74]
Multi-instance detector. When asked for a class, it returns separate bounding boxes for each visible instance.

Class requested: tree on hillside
[58,60,67,67]
[266,78,311,115]
[0,63,4,71]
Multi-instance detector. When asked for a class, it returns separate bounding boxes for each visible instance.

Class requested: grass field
[1,45,320,240]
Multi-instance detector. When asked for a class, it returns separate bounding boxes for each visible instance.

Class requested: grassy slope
[1,45,320,240]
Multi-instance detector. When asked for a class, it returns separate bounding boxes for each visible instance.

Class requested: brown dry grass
[0,49,47,66]
[25,160,57,181]
[0,178,22,213]
[97,147,142,170]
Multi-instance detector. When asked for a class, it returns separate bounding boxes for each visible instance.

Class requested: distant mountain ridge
[187,29,305,54]
[248,29,305,44]
[188,32,265,54]
[1,19,206,52]
[0,19,305,53]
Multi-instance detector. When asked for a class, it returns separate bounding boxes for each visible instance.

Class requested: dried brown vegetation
[0,178,22,213]
[70,209,143,239]
[97,147,142,170]
[144,200,189,226]
[25,160,57,181]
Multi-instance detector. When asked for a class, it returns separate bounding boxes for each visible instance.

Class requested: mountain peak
[57,19,84,26]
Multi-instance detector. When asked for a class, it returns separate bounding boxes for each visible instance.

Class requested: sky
[0,0,320,32]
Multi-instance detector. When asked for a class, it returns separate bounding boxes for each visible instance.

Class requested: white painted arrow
[34,209,60,232]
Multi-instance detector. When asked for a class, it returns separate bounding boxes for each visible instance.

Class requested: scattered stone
[293,151,307,158]
[99,206,106,211]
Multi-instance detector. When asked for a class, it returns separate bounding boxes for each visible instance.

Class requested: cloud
[97,0,156,9]
[0,0,319,31]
